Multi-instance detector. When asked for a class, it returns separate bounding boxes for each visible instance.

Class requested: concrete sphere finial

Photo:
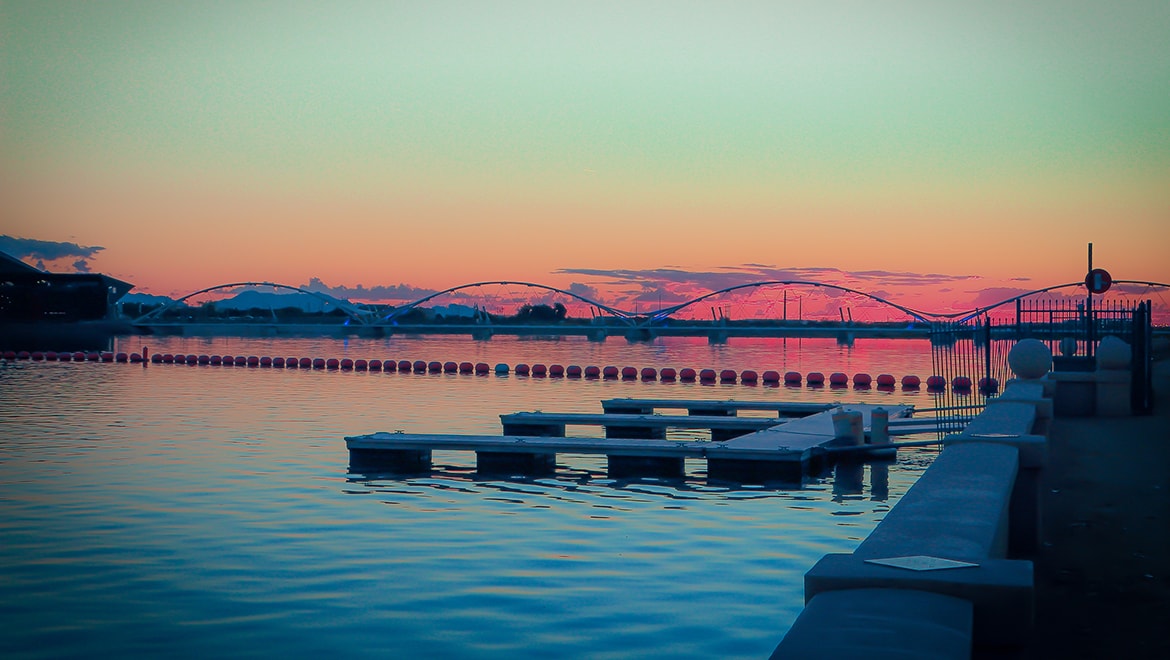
[1009,339,1052,379]
[1097,336,1131,370]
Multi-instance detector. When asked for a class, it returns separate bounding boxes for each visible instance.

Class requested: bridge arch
[131,282,377,325]
[379,280,636,324]
[642,280,935,324]
[943,280,1170,324]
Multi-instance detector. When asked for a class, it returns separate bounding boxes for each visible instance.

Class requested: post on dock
[870,408,890,446]
[831,410,864,447]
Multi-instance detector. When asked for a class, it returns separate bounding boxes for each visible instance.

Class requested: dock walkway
[347,403,911,482]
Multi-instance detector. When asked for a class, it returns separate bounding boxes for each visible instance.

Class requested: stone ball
[1009,339,1052,379]
[1097,336,1131,370]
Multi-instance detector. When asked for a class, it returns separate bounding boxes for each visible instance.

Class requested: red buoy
[679,368,697,381]
[566,365,582,377]
[45,351,59,361]
[782,371,800,384]
[829,372,848,386]
[425,361,440,373]
[443,361,458,373]
[876,374,896,387]
[660,367,677,380]
[367,359,381,371]
[640,367,657,380]
[86,352,101,361]
[901,375,921,388]
[326,358,340,370]
[130,353,143,363]
[300,357,314,369]
[549,364,564,377]
[261,356,273,367]
[740,370,758,384]
[621,366,638,379]
[978,376,999,392]
[459,361,473,374]
[515,363,531,375]
[952,376,973,390]
[101,352,114,362]
[210,355,223,366]
[312,358,326,369]
[718,369,737,383]
[584,365,600,378]
[475,362,490,374]
[926,375,946,390]
[3,351,17,360]
[531,364,547,377]
[237,356,250,366]
[341,358,354,370]
[31,351,45,361]
[700,369,718,382]
[151,354,163,363]
[185,354,198,365]
[116,352,128,363]
[272,357,285,368]
[853,373,872,387]
[602,366,619,379]
[162,354,174,364]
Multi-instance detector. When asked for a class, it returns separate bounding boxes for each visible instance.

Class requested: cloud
[300,277,437,302]
[567,282,600,300]
[0,235,104,272]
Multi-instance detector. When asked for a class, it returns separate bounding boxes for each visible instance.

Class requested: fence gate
[928,318,1013,437]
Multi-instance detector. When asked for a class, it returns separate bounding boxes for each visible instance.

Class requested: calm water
[1,336,942,659]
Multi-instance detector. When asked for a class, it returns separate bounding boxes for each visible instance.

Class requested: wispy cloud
[0,235,105,272]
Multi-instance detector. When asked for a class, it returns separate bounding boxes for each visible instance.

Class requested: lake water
[1,335,944,659]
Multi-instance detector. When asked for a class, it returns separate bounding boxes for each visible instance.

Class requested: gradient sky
[2,1,1168,316]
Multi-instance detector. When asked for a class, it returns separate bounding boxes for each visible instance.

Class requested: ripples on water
[1,337,941,659]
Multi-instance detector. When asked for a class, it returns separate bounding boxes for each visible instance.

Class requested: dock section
[499,411,784,441]
[346,403,912,482]
[601,398,836,417]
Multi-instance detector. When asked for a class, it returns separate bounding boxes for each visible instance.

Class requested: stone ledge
[770,588,973,660]
[805,553,1034,647]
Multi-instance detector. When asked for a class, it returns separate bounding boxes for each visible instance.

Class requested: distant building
[0,251,134,348]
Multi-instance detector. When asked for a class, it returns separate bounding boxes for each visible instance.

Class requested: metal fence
[928,298,1155,429]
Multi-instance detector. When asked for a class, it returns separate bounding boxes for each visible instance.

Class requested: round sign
[1085,268,1112,294]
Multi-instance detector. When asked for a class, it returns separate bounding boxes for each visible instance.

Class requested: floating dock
[346,402,914,482]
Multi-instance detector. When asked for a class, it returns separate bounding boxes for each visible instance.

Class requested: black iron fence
[928,298,1154,428]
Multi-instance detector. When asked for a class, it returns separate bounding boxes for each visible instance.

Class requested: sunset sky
[2,1,1168,319]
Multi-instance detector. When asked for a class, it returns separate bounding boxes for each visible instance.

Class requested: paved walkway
[1019,359,1170,658]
